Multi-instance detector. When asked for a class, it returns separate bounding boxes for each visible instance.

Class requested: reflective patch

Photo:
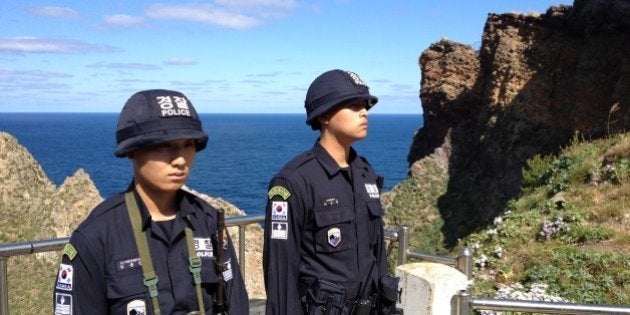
[364,183,380,199]
[321,197,339,207]
[156,95,191,117]
[54,293,72,315]
[194,237,214,258]
[117,257,142,271]
[267,185,291,200]
[346,71,366,86]
[56,264,73,291]
[271,201,288,221]
[127,299,146,314]
[271,222,288,240]
[63,243,77,261]
[222,259,234,281]
[327,227,341,247]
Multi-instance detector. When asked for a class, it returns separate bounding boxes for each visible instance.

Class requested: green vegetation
[385,132,630,306]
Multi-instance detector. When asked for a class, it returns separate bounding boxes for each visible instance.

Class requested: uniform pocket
[366,201,384,246]
[106,270,147,300]
[313,206,356,253]
[200,257,219,285]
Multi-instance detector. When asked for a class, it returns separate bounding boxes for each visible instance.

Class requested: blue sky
[0,0,571,114]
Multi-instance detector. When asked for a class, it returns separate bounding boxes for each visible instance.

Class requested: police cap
[114,89,208,157]
[304,69,378,130]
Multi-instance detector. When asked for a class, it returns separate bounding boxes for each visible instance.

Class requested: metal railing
[394,226,629,314]
[1,219,629,315]
[0,214,265,315]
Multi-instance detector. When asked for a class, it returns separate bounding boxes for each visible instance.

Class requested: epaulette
[75,194,125,228]
[180,188,219,219]
[276,150,315,177]
[359,155,372,166]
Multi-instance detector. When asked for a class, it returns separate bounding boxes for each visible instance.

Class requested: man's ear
[318,114,330,126]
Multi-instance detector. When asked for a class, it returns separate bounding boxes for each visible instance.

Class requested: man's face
[320,99,370,144]
[130,138,197,193]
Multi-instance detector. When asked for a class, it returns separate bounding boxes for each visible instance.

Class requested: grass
[385,132,630,307]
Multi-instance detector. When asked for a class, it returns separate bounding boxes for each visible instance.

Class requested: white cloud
[0,68,72,81]
[103,14,145,28]
[214,0,296,17]
[28,6,81,19]
[146,3,261,29]
[145,1,296,29]
[164,57,198,65]
[0,37,117,54]
[0,68,73,92]
[86,62,160,70]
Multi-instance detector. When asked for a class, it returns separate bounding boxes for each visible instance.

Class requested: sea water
[0,113,422,215]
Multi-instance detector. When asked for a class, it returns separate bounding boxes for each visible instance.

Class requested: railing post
[397,225,409,266]
[456,247,473,280]
[456,289,471,315]
[0,256,8,315]
[238,225,246,277]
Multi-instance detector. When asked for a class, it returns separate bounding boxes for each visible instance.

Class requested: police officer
[52,89,249,314]
[263,70,401,314]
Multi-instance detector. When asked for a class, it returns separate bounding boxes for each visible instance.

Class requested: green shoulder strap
[125,192,161,315]
[126,192,207,315]
[184,223,206,314]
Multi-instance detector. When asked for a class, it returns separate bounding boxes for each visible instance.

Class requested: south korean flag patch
[327,227,341,248]
[271,201,288,221]
[56,264,74,291]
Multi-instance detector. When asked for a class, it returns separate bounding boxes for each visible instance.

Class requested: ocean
[0,113,422,216]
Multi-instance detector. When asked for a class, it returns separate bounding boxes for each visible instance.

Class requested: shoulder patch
[63,243,77,261]
[268,186,291,200]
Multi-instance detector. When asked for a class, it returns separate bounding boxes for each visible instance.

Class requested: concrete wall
[396,262,468,315]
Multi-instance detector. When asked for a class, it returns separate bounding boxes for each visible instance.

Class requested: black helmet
[304,69,378,130]
[114,89,208,157]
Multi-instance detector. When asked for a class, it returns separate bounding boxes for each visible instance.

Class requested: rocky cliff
[409,0,630,247]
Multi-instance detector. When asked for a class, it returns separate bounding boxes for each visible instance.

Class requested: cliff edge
[409,0,630,246]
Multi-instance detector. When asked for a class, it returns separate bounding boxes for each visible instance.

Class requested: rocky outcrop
[409,0,630,247]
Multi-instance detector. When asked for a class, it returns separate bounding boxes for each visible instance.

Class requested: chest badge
[194,237,214,258]
[365,183,380,199]
[327,227,341,248]
[127,299,146,314]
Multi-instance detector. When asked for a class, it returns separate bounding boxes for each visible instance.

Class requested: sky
[0,0,572,114]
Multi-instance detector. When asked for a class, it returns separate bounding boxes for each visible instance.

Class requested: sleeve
[53,230,108,315]
[263,178,305,315]
[376,215,389,279]
[223,229,250,315]
[375,174,388,279]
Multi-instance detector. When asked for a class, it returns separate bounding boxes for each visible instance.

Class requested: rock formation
[409,0,630,247]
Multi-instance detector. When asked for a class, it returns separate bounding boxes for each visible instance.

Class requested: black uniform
[52,188,249,315]
[263,142,390,314]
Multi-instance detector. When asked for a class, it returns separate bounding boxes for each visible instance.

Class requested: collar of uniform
[127,188,197,230]
[178,191,199,228]
[312,141,358,176]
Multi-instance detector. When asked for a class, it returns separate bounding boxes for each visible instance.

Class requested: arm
[222,229,250,315]
[263,179,304,315]
[53,231,108,314]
